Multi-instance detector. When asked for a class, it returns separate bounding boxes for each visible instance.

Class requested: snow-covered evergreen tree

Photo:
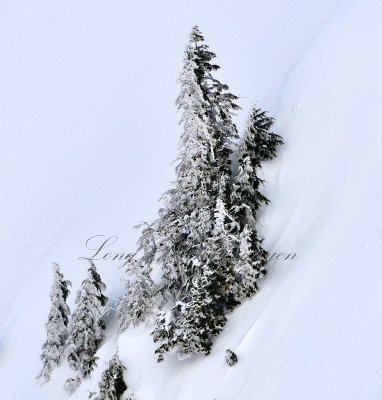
[37,262,71,382]
[233,225,266,298]
[66,261,107,379]
[155,42,213,298]
[245,106,283,163]
[116,270,157,331]
[152,265,220,361]
[95,354,127,400]
[151,26,242,361]
[225,349,238,366]
[231,105,283,229]
[153,196,239,361]
[123,28,281,363]
[64,377,81,394]
[133,221,158,272]
[156,26,239,299]
[189,26,240,189]
[117,222,160,331]
[230,106,282,298]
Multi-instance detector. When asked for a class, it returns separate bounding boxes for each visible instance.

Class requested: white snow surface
[1,0,382,399]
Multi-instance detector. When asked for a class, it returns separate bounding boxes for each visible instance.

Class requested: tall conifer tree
[121,28,282,363]
[157,26,239,298]
[152,27,240,360]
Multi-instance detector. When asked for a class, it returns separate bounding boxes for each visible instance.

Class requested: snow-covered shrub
[64,376,81,393]
[225,349,238,366]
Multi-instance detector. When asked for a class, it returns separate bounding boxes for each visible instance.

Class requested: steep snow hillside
[1,0,381,399]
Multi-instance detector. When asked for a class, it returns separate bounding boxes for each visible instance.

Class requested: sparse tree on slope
[37,262,71,382]
[66,261,107,379]
[95,354,127,400]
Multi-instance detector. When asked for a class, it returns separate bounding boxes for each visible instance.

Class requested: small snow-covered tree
[230,106,282,298]
[117,270,157,331]
[231,105,283,229]
[245,106,283,163]
[133,221,158,271]
[231,153,265,229]
[95,354,127,400]
[37,262,71,382]
[66,261,107,379]
[64,377,81,394]
[117,222,160,331]
[225,349,238,366]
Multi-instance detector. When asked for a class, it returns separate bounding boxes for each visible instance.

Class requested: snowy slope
[2,0,382,399]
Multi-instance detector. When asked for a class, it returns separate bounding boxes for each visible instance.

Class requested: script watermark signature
[79,235,297,269]
[78,235,133,269]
